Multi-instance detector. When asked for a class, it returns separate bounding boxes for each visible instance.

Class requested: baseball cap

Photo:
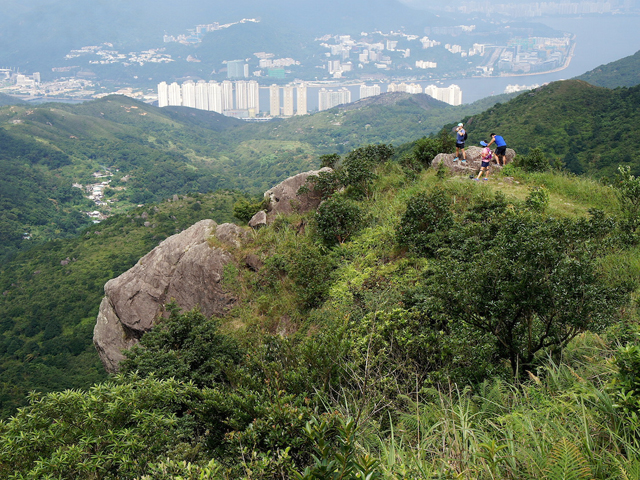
[458,123,463,127]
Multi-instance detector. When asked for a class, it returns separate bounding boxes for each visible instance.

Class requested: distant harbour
[12,14,640,109]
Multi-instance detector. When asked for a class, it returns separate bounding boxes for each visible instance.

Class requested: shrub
[315,196,364,246]
[517,147,550,172]
[120,305,244,387]
[233,198,265,223]
[525,185,550,212]
[320,153,341,169]
[610,341,640,429]
[614,165,640,232]
[396,189,453,256]
[287,242,338,310]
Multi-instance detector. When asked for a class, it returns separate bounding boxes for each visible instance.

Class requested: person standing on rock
[487,133,507,166]
[453,123,467,163]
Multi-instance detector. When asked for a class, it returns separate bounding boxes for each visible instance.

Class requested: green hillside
[0,92,510,262]
[1,140,639,478]
[463,79,640,177]
[0,93,23,106]
[576,49,640,88]
[0,190,247,417]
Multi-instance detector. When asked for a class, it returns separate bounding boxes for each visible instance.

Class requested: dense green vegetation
[0,92,510,262]
[0,93,23,106]
[463,79,640,177]
[576,49,640,88]
[0,190,248,417]
[2,136,640,478]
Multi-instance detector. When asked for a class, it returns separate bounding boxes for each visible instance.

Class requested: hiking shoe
[461,160,467,163]
[483,178,489,181]
[453,157,458,162]
[473,178,479,181]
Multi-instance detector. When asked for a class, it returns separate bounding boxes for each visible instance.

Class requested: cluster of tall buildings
[318,87,352,111]
[268,84,308,116]
[158,80,310,118]
[388,82,462,105]
[157,80,259,117]
[157,80,463,117]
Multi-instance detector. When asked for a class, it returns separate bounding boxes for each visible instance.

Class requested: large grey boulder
[431,146,516,173]
[248,210,267,229]
[264,167,332,222]
[93,219,237,372]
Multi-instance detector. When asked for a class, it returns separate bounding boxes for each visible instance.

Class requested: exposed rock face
[264,167,332,222]
[248,210,267,229]
[432,146,517,173]
[94,168,334,373]
[93,220,237,372]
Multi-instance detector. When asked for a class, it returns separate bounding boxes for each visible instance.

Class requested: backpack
[463,132,468,141]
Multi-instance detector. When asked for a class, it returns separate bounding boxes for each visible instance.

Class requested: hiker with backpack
[453,123,467,163]
[487,133,507,166]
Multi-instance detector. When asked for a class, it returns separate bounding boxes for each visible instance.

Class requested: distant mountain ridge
[575,49,640,88]
[0,0,438,74]
[464,79,640,176]
[0,93,23,107]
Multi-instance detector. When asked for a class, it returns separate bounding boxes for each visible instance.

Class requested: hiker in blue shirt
[487,133,507,166]
[454,123,467,163]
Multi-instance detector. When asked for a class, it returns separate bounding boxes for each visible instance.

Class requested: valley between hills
[1,50,640,478]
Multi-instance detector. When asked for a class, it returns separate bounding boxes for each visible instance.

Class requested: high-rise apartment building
[221,80,234,111]
[227,60,247,79]
[168,82,181,106]
[195,80,209,110]
[424,84,462,106]
[296,84,308,115]
[283,85,294,116]
[359,84,381,100]
[269,84,280,116]
[248,80,260,115]
[318,87,351,111]
[208,81,223,114]
[182,80,196,108]
[236,80,249,110]
[157,81,169,107]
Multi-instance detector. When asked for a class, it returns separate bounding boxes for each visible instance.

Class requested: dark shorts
[481,160,490,168]
[496,146,507,156]
[456,142,465,148]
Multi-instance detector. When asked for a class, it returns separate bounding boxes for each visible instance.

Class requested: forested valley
[1,74,640,478]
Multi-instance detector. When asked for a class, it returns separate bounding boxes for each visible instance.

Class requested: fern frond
[543,438,592,480]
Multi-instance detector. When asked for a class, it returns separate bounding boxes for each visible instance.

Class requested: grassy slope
[0,91,515,263]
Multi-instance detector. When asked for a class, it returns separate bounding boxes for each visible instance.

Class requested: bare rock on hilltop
[431,146,516,173]
[264,167,332,223]
[249,210,267,229]
[93,219,237,372]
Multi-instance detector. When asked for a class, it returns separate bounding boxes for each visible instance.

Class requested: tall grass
[358,334,640,479]
[512,170,620,216]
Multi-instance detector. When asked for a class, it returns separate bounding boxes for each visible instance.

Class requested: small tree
[427,212,630,377]
[320,153,341,169]
[342,144,394,198]
[396,189,453,256]
[315,195,363,245]
[614,165,640,232]
[517,147,550,172]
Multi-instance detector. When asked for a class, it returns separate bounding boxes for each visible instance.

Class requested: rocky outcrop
[93,168,333,373]
[432,146,516,173]
[248,210,267,229]
[263,167,332,223]
[93,220,237,372]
